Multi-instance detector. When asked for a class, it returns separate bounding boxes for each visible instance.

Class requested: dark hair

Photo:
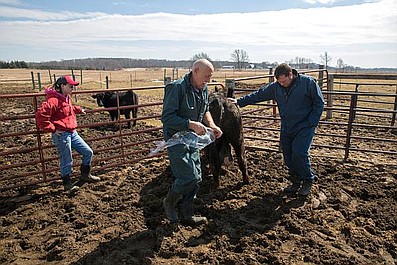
[53,82,62,92]
[55,76,68,85]
[53,76,67,92]
[274,63,292,79]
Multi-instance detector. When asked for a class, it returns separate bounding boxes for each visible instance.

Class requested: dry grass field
[0,67,273,92]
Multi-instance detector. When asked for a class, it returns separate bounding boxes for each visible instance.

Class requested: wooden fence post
[164,77,171,85]
[268,67,274,83]
[31,71,35,90]
[344,93,358,161]
[37,73,42,91]
[48,69,52,84]
[225,79,235,98]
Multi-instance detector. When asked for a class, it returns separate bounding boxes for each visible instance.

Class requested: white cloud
[0,0,22,5]
[303,0,337,4]
[0,5,107,20]
[0,0,396,67]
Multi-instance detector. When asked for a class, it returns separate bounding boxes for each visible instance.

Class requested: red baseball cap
[56,75,79,86]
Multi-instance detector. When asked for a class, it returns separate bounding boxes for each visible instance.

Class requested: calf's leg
[231,141,249,184]
[132,107,137,127]
[124,110,131,128]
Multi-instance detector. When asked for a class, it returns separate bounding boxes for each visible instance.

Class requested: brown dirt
[0,70,396,265]
[1,149,396,265]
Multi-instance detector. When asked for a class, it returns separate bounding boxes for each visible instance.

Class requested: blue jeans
[281,126,316,182]
[52,131,93,177]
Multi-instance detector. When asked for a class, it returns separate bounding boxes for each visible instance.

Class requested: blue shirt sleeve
[237,83,275,107]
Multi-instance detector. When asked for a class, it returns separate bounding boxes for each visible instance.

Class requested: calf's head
[207,92,234,167]
[92,93,105,107]
[92,92,114,107]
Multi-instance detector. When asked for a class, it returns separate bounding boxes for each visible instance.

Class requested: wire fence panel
[0,72,396,191]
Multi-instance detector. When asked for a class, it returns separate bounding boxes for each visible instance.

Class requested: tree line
[2,50,394,72]
[0,60,29,69]
[0,49,306,70]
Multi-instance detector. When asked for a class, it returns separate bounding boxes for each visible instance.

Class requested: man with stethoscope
[161,59,223,226]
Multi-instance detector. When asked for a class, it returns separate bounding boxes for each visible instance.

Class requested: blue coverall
[161,72,209,202]
[237,70,324,182]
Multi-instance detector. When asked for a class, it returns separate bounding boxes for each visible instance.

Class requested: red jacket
[35,88,83,133]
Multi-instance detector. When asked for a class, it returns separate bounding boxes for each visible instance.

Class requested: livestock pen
[0,69,396,191]
[228,71,397,161]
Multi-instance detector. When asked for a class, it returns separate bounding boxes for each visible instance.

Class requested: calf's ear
[92,94,97,98]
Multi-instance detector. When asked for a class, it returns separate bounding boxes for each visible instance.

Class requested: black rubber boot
[61,175,79,191]
[284,175,301,193]
[298,180,313,196]
[80,165,100,182]
[284,182,301,193]
[180,200,208,226]
[163,189,180,223]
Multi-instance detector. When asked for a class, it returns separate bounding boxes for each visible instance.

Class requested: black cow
[92,90,138,128]
[204,91,249,186]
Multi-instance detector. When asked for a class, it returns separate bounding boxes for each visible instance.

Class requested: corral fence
[0,68,184,93]
[0,69,396,191]
[0,69,83,90]
[227,69,397,162]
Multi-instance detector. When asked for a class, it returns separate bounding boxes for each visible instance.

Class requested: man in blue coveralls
[161,59,223,225]
[229,63,324,196]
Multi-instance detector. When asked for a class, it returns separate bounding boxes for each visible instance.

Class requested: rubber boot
[284,175,301,194]
[80,165,100,182]
[163,189,180,223]
[180,200,208,226]
[298,180,313,196]
[61,175,79,191]
[284,182,301,193]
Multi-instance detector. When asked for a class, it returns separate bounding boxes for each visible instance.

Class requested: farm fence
[0,69,83,90]
[0,70,396,191]
[226,70,396,161]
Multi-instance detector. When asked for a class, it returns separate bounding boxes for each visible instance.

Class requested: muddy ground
[1,148,396,265]
[0,81,396,265]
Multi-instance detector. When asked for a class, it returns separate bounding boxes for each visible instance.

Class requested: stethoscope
[186,88,198,110]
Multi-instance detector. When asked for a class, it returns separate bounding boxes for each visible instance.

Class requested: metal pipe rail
[226,71,396,162]
[0,82,225,191]
[0,86,166,191]
[1,74,396,191]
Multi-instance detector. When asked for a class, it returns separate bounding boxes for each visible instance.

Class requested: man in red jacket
[35,76,100,191]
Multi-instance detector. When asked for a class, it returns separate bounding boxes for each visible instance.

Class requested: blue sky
[0,0,396,68]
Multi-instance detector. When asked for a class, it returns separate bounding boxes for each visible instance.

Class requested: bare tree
[320,51,332,69]
[336,58,345,72]
[230,49,249,70]
[292,57,313,69]
[191,52,211,61]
